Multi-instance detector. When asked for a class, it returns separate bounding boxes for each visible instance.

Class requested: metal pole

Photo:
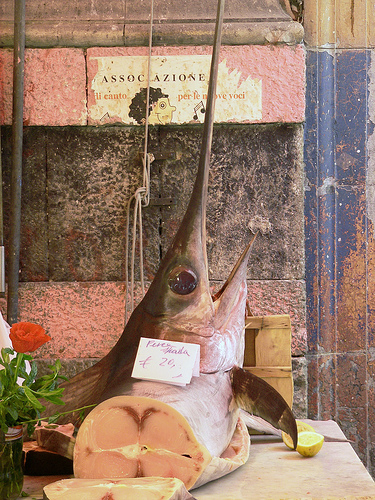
[0,130,5,297]
[7,0,26,324]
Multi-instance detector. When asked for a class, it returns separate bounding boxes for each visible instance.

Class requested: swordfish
[45,0,297,490]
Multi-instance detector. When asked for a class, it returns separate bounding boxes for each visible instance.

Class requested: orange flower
[9,322,51,353]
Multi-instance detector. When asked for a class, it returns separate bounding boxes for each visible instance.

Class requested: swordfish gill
[44,0,298,491]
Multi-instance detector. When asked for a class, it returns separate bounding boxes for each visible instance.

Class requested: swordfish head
[120,198,256,373]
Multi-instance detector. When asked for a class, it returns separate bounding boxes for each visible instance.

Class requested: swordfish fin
[231,365,298,449]
[42,343,138,425]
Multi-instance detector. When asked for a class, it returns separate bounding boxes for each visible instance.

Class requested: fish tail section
[230,365,297,449]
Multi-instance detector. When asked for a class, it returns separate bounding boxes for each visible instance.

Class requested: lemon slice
[282,420,315,449]
[296,431,324,457]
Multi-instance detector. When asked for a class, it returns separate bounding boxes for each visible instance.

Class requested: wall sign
[89,55,262,125]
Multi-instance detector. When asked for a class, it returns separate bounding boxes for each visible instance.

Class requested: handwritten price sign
[131,337,200,386]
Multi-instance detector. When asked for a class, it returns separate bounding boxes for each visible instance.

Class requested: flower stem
[20,404,97,426]
[12,353,23,387]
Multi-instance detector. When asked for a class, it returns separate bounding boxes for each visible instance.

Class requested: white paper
[131,337,200,387]
[0,311,11,350]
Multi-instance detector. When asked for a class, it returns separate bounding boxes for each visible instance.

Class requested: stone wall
[304,0,375,478]
[0,1,307,416]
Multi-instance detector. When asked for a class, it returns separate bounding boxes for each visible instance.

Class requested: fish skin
[44,0,297,452]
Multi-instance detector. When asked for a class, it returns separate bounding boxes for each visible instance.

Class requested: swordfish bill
[46,0,297,455]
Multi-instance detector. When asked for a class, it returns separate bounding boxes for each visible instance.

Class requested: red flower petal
[10,322,51,353]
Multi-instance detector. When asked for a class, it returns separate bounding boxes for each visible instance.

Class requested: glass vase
[0,426,24,499]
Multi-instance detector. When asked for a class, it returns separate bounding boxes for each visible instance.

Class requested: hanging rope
[124,0,154,323]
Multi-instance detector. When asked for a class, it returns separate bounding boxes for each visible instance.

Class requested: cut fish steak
[74,393,250,490]
[74,396,210,489]
[43,477,196,500]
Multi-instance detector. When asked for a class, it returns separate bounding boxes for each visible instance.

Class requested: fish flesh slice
[43,477,196,500]
[73,392,250,490]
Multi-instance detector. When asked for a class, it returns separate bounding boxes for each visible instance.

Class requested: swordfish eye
[168,266,198,295]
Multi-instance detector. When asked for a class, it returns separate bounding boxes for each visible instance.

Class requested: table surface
[20,420,375,500]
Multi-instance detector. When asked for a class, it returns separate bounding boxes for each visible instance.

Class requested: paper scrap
[131,337,200,387]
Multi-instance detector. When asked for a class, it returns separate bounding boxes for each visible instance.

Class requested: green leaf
[23,386,45,411]
[27,421,36,436]
[43,395,65,405]
[47,414,60,424]
[0,350,68,431]
[24,362,38,386]
[51,359,62,371]
[6,406,18,421]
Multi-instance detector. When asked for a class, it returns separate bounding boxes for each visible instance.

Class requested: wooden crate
[244,314,293,409]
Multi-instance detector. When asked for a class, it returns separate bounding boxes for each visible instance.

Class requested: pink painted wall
[0,48,87,126]
[0,279,305,361]
[0,45,305,126]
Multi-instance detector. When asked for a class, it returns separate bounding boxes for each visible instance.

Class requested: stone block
[292,356,307,418]
[316,188,336,354]
[0,0,303,47]
[336,186,367,353]
[336,51,368,186]
[0,48,87,126]
[8,282,127,359]
[245,279,306,356]
[1,128,49,281]
[44,126,160,282]
[368,357,375,442]
[369,222,375,348]
[1,124,305,284]
[155,124,305,282]
[304,0,375,49]
[337,406,368,469]
[318,353,336,420]
[336,352,367,409]
[306,354,318,418]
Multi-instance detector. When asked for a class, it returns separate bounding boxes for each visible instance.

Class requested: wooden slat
[245,314,291,330]
[243,314,294,409]
[244,366,292,378]
[243,328,256,366]
[255,327,291,368]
